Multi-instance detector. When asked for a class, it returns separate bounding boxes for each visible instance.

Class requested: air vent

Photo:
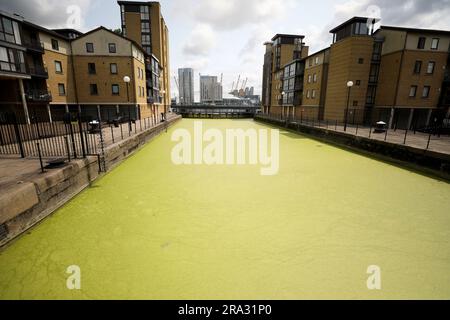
[0,223,8,241]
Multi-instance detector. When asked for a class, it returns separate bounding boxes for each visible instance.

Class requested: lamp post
[281,91,286,120]
[123,76,131,132]
[161,90,166,122]
[344,81,354,132]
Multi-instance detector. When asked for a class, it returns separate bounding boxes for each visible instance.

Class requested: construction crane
[241,77,248,91]
[231,81,235,93]
[220,73,223,85]
[235,75,241,92]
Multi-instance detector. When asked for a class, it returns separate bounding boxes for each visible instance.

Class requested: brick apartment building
[0,1,170,123]
[262,17,450,129]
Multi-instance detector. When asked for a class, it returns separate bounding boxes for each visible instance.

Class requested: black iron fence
[0,113,97,159]
[0,111,173,161]
[258,108,450,152]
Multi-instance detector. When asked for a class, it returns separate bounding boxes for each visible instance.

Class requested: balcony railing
[25,90,52,102]
[28,65,48,78]
[23,39,45,52]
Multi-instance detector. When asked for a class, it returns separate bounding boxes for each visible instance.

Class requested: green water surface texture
[0,119,449,300]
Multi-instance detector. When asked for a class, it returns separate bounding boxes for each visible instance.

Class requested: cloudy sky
[1,0,449,101]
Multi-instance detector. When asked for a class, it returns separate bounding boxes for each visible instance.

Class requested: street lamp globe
[281,91,286,96]
[123,76,131,83]
[347,81,354,87]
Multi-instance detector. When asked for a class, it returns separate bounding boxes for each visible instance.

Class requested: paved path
[260,116,450,155]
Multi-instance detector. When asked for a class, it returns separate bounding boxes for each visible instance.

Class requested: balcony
[28,65,48,78]
[26,90,52,102]
[23,39,45,53]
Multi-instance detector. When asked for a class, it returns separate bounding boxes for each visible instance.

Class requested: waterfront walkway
[257,115,450,155]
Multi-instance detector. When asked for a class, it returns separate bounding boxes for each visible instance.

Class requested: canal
[0,119,449,299]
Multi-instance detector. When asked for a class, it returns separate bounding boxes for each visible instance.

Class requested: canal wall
[0,115,182,247]
[0,157,99,247]
[255,116,450,181]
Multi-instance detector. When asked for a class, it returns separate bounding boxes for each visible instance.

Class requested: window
[288,78,295,90]
[142,34,151,45]
[58,83,65,96]
[417,37,426,49]
[289,64,295,77]
[86,43,94,53]
[422,86,430,98]
[409,86,417,97]
[358,58,364,64]
[141,22,150,33]
[427,61,435,74]
[312,89,316,99]
[108,43,116,53]
[140,5,150,20]
[51,39,59,51]
[55,60,62,73]
[356,80,361,86]
[431,38,439,50]
[110,63,118,74]
[308,74,312,83]
[90,84,98,95]
[0,17,16,43]
[353,100,358,107]
[309,59,312,67]
[414,60,422,74]
[315,57,319,65]
[88,63,96,74]
[112,84,120,95]
[313,73,317,83]
[306,90,310,99]
[0,46,25,72]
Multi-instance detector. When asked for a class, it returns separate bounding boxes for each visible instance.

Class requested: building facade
[374,26,450,129]
[118,1,171,118]
[262,17,450,129]
[70,27,148,120]
[323,17,379,124]
[261,34,309,118]
[178,67,194,105]
[302,47,330,120]
[280,59,305,119]
[200,75,223,104]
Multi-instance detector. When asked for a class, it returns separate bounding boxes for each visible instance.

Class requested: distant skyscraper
[200,75,223,103]
[178,68,194,104]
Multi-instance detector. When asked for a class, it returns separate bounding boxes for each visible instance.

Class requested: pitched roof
[71,26,147,55]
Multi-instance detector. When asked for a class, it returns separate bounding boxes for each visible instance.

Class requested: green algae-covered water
[0,119,449,300]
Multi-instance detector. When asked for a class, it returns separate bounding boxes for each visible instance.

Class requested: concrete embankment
[255,115,450,181]
[0,115,181,247]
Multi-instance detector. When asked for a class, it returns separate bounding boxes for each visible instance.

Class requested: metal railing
[28,65,48,77]
[23,39,44,52]
[0,111,176,171]
[25,90,52,102]
[257,108,450,153]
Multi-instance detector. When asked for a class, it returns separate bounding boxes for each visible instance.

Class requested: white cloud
[332,0,450,30]
[182,23,217,56]
[193,0,295,31]
[0,0,92,29]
